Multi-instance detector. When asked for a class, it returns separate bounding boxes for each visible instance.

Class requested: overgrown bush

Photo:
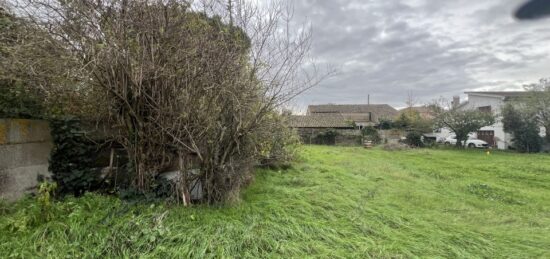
[405,131,424,147]
[49,118,100,196]
[1,6,84,119]
[258,114,301,168]
[378,119,394,130]
[394,113,411,129]
[9,0,324,205]
[0,83,44,118]
[362,126,381,144]
[395,109,434,134]
[511,127,543,153]
[502,104,543,153]
[314,130,338,145]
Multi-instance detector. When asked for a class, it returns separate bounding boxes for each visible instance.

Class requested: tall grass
[1,146,549,258]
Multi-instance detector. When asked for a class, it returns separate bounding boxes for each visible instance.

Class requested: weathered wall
[295,128,362,146]
[379,129,405,144]
[335,129,363,146]
[294,127,406,146]
[0,119,52,201]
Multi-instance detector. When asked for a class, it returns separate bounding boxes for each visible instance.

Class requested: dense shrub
[378,119,394,130]
[502,104,542,153]
[314,130,338,145]
[511,126,543,153]
[362,126,381,144]
[394,113,411,129]
[392,110,434,134]
[258,114,301,168]
[1,6,82,119]
[0,83,44,118]
[6,1,320,205]
[49,118,100,196]
[405,131,424,147]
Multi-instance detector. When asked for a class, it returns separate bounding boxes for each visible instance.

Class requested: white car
[444,136,490,148]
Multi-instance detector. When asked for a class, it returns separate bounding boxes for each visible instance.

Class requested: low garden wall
[379,129,405,144]
[294,128,408,147]
[0,119,52,201]
[296,128,362,146]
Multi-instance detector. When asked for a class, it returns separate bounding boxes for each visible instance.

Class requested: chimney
[452,96,460,108]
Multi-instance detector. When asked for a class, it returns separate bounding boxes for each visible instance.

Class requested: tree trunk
[456,135,467,148]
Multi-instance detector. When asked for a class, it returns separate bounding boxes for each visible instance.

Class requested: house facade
[450,91,546,150]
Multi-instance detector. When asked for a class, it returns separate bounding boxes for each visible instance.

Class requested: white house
[449,91,546,150]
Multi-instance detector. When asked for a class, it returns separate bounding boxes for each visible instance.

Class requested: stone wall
[0,119,52,201]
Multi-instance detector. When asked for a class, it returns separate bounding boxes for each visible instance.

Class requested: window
[478,106,491,113]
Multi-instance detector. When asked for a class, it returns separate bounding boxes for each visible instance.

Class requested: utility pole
[227,0,233,26]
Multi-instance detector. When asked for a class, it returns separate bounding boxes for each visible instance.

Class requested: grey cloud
[289,0,550,111]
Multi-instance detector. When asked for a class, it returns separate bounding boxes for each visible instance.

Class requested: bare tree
[10,0,331,204]
[405,90,417,109]
[0,3,91,117]
[523,78,550,141]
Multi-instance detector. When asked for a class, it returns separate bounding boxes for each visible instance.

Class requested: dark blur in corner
[515,0,550,20]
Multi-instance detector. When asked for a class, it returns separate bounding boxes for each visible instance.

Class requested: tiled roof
[288,114,353,128]
[340,114,372,122]
[307,104,399,122]
[464,91,529,97]
[309,104,397,114]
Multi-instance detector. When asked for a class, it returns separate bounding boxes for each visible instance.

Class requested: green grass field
[1,145,550,258]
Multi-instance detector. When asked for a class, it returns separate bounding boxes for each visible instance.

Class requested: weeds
[1,146,549,258]
[467,183,526,205]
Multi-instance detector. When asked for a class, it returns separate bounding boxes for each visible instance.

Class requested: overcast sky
[287,0,550,112]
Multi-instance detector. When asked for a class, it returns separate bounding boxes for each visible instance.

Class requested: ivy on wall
[0,82,44,119]
[314,130,338,145]
[362,126,381,144]
[49,118,100,196]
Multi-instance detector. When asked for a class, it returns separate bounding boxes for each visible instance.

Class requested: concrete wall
[0,119,52,201]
